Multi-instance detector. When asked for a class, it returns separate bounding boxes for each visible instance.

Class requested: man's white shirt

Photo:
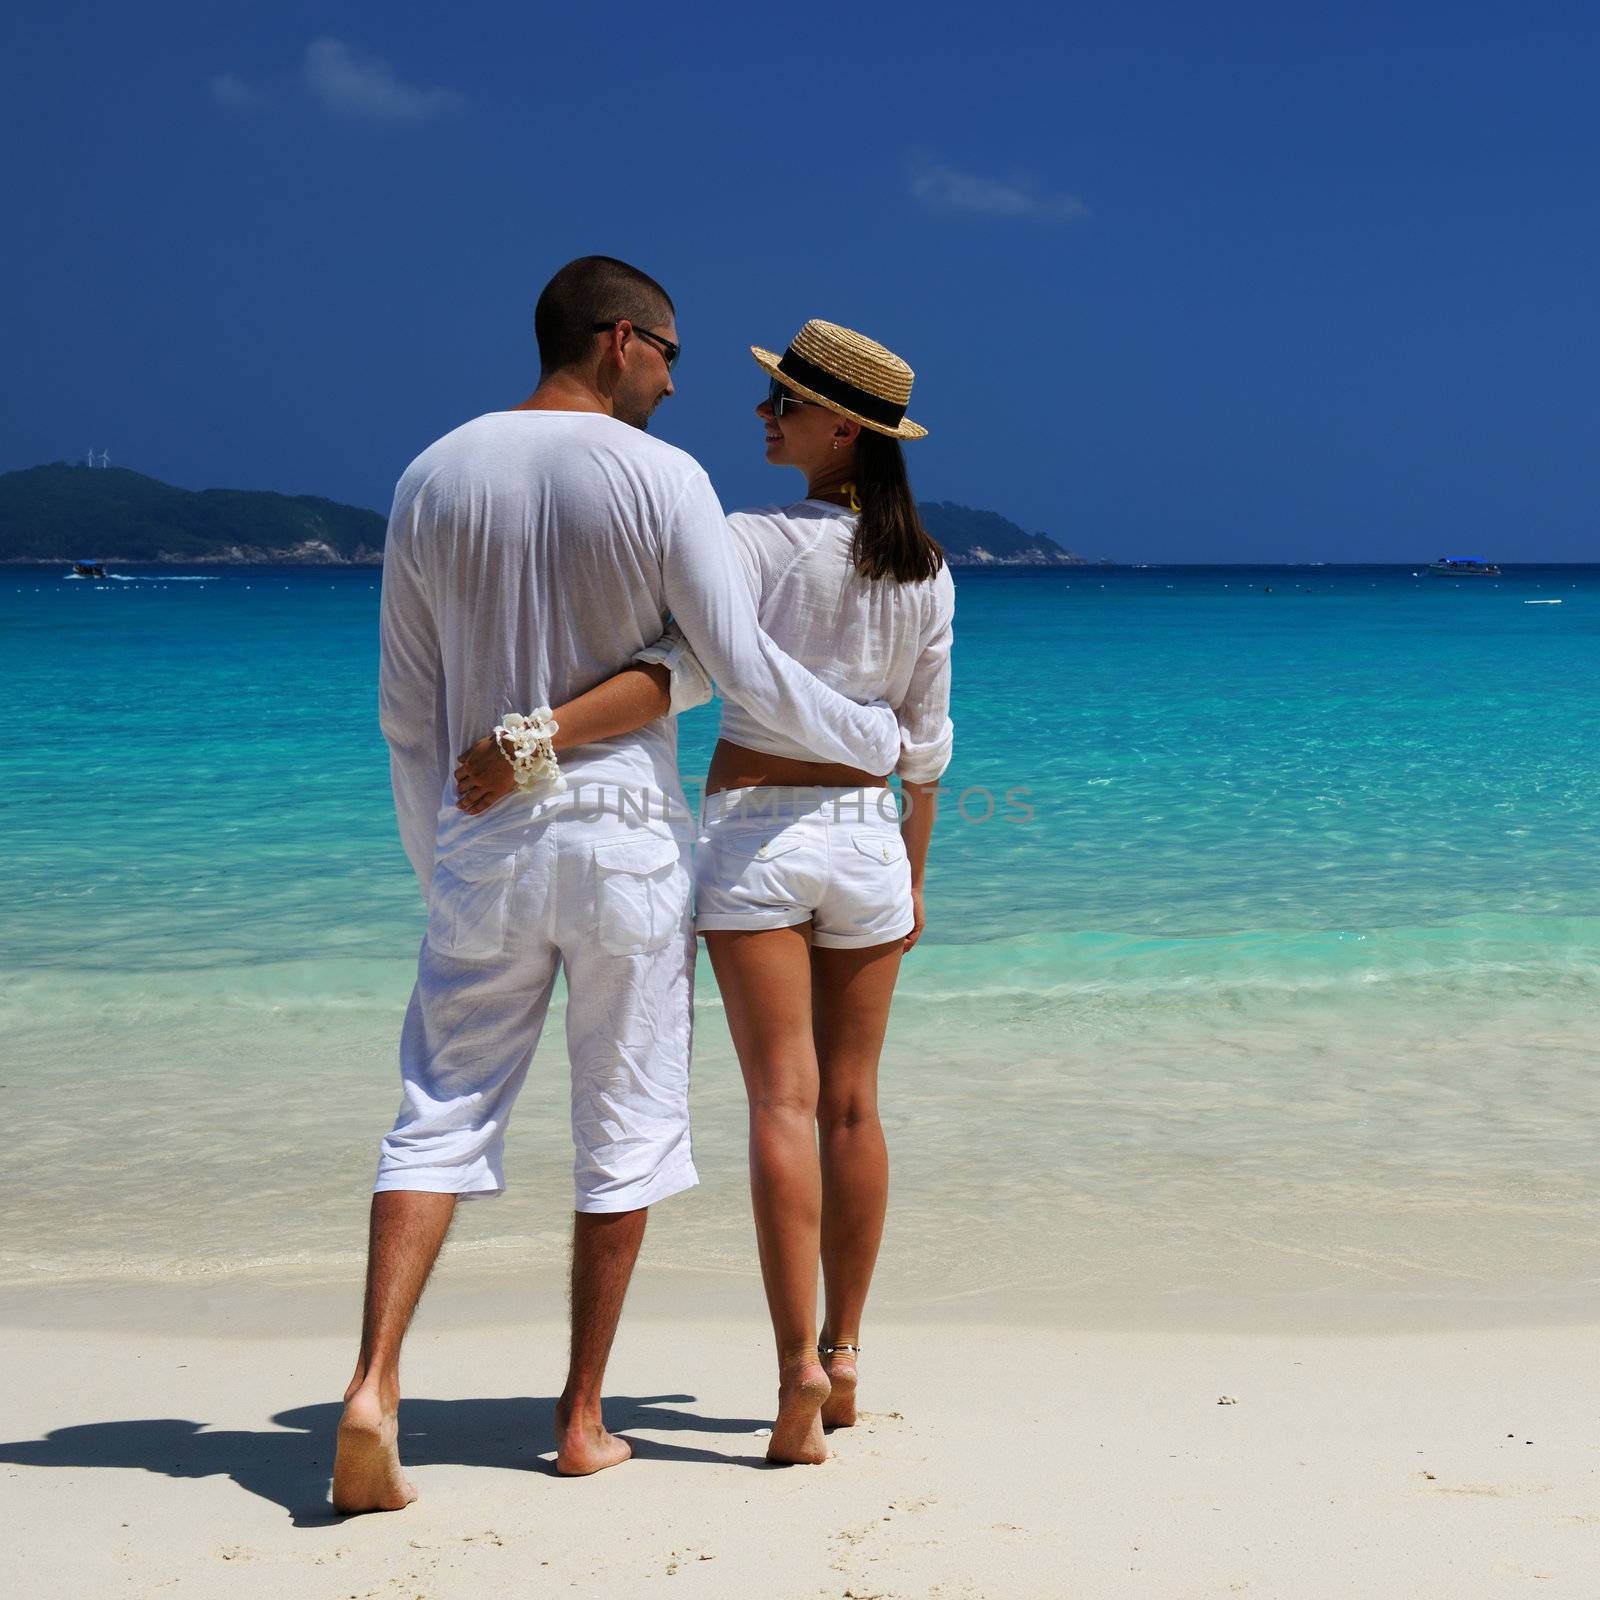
[378,410,900,889]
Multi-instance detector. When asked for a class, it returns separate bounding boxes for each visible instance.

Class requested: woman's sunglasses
[766,377,814,417]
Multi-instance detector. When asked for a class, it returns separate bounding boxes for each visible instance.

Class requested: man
[332,256,898,1514]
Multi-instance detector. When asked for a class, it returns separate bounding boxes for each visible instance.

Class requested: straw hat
[751,319,928,440]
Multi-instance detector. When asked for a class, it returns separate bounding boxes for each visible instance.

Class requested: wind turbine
[86,448,96,467]
[99,450,110,468]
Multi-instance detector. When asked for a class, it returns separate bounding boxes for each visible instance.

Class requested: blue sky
[4,1,1597,561]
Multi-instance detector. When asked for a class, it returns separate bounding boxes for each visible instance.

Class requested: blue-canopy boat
[1426,556,1501,577]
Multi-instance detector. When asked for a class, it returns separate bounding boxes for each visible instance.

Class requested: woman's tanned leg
[705,924,831,1464]
[811,939,903,1427]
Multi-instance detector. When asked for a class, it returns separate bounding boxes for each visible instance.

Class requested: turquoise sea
[5,563,1599,1320]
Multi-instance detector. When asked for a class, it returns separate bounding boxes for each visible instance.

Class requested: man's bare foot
[554,1398,632,1476]
[767,1358,831,1465]
[332,1383,417,1514]
[820,1346,859,1430]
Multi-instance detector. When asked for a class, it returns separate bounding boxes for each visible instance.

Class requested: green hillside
[918,500,1086,566]
[0,464,386,564]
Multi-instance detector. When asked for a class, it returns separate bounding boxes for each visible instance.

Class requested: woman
[455,320,954,1465]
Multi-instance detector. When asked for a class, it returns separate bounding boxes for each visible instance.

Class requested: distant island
[0,463,1101,568]
[0,464,386,566]
[915,501,1095,567]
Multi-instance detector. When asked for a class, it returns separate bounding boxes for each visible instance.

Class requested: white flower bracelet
[492,708,567,794]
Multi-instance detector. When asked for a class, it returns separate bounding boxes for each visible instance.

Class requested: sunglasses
[592,320,680,370]
[766,377,815,417]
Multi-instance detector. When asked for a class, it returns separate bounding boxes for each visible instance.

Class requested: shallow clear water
[5,563,1599,1310]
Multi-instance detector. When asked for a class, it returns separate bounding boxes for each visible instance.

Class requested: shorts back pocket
[851,832,908,866]
[594,834,687,956]
[710,824,804,863]
[426,847,518,960]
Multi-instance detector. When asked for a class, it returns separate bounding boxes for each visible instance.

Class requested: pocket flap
[435,845,517,884]
[594,834,681,877]
[713,829,803,861]
[852,832,907,865]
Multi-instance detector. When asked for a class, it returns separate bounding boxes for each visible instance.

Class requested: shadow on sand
[0,1394,771,1526]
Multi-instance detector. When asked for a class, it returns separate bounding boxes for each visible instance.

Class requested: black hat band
[777,347,906,430]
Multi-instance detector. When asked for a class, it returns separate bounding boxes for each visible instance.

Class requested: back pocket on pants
[426,847,517,959]
[593,834,687,956]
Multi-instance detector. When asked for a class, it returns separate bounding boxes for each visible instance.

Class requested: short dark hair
[534,255,675,374]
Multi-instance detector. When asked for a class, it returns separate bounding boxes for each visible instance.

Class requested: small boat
[69,560,108,580]
[1426,556,1501,577]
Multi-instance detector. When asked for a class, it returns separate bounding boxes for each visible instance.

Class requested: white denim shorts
[695,786,914,949]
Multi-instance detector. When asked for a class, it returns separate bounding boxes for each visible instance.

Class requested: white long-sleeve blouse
[638,500,955,783]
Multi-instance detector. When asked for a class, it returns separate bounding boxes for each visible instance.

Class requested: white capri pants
[375,802,697,1213]
[694,786,914,948]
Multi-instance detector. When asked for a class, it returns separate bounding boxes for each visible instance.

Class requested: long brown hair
[850,427,944,583]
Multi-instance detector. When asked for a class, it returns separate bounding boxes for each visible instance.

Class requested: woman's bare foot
[820,1343,859,1430]
[554,1398,633,1476]
[331,1382,417,1514]
[767,1357,831,1465]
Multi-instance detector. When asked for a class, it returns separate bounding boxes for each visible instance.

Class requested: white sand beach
[4,1266,1597,1600]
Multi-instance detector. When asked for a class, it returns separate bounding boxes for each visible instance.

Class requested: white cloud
[908,160,1088,221]
[301,37,464,122]
[209,72,272,112]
